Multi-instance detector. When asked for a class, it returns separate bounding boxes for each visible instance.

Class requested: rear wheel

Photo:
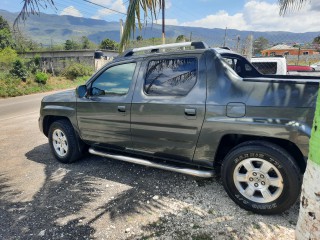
[48,119,83,163]
[221,141,301,214]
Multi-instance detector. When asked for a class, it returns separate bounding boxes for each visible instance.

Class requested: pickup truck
[39,42,319,214]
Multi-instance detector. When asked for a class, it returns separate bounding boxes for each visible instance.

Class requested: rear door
[130,54,207,161]
[76,61,138,149]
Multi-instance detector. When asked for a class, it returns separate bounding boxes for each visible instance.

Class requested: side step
[89,148,214,178]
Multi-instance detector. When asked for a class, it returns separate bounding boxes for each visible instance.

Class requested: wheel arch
[214,134,306,173]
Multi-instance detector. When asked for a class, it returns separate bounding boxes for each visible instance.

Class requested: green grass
[0,75,89,98]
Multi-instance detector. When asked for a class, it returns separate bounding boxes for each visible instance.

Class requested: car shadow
[0,143,299,239]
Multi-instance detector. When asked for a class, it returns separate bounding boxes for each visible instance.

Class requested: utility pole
[223,27,227,47]
[190,32,192,42]
[119,19,123,41]
[162,0,165,44]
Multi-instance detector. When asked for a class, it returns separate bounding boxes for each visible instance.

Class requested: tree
[119,0,162,51]
[100,38,118,50]
[0,16,14,50]
[313,36,320,44]
[279,1,320,239]
[253,37,269,55]
[176,35,187,43]
[16,0,161,52]
[81,36,96,49]
[64,39,80,50]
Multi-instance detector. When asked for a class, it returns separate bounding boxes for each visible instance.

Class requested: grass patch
[0,75,89,98]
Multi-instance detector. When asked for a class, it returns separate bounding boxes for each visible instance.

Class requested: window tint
[145,58,197,96]
[91,63,136,96]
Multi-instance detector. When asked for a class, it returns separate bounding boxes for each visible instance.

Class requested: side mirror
[76,85,87,98]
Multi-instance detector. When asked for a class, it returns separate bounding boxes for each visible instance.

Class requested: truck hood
[42,89,76,103]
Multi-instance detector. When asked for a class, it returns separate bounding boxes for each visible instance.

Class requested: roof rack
[123,41,208,57]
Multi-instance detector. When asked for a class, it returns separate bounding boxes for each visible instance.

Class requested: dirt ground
[0,98,299,240]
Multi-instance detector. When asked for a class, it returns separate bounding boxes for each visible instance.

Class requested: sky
[1,0,320,33]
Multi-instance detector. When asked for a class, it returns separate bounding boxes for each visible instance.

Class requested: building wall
[20,50,119,74]
[261,48,318,56]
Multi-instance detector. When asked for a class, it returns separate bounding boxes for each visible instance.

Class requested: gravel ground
[0,109,299,240]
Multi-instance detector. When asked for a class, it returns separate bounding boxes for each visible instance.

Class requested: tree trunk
[296,87,320,240]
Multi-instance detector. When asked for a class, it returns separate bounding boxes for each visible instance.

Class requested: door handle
[118,106,126,112]
[184,108,196,116]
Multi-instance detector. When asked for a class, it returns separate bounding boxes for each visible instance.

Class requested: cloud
[91,0,126,19]
[179,0,320,32]
[60,6,83,17]
[181,10,246,30]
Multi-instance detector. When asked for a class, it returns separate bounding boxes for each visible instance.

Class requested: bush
[62,62,93,80]
[35,72,48,84]
[10,59,28,81]
[0,47,17,70]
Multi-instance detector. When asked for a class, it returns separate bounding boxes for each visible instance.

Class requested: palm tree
[15,0,162,51]
[279,1,320,239]
[119,0,162,51]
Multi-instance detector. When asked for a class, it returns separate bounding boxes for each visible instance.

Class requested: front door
[131,55,207,161]
[77,62,138,150]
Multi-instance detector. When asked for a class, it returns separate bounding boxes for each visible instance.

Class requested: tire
[221,141,301,214]
[48,119,83,163]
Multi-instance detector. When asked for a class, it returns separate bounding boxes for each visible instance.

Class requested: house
[261,44,318,56]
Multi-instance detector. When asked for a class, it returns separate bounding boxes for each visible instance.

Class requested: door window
[144,58,197,96]
[91,63,136,96]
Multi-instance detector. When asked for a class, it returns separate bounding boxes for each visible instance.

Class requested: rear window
[252,62,277,75]
[144,58,197,96]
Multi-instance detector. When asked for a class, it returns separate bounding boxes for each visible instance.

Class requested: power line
[82,0,127,15]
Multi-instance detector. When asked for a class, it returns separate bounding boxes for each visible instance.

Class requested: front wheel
[221,142,301,214]
[48,119,83,163]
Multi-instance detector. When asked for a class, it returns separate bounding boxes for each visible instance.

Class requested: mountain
[1,9,319,48]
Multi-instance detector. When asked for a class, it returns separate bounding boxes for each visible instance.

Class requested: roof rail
[123,41,208,57]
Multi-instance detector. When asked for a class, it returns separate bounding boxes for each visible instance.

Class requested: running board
[89,148,214,178]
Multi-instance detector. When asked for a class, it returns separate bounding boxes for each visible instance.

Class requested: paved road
[0,92,299,240]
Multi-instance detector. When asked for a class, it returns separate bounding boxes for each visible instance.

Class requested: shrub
[28,54,41,74]
[62,62,93,80]
[35,72,48,84]
[10,59,28,81]
[0,47,17,70]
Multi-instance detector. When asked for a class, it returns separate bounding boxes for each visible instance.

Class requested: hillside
[1,9,319,47]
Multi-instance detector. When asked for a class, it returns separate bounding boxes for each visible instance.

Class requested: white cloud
[91,0,126,19]
[60,6,83,17]
[178,1,320,32]
[181,10,246,30]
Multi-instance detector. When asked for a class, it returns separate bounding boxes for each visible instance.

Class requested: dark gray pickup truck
[39,42,319,214]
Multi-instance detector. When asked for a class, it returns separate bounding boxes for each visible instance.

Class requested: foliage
[0,16,14,50]
[14,30,41,52]
[62,62,93,80]
[253,37,269,55]
[100,38,118,50]
[64,39,80,50]
[313,36,320,44]
[176,35,187,42]
[119,0,162,51]
[10,59,28,81]
[81,36,96,49]
[34,72,48,84]
[0,47,17,69]
[27,54,41,74]
[0,75,87,98]
[136,35,143,41]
